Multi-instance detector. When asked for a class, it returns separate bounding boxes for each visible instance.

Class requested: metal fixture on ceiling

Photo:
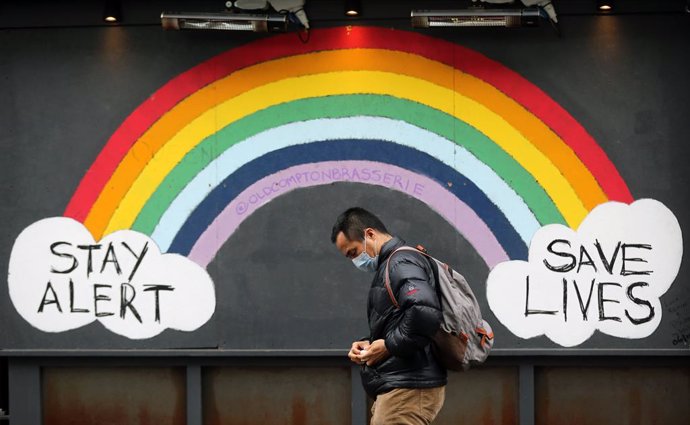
[411,7,542,28]
[161,0,308,33]
[161,11,288,32]
[411,0,559,35]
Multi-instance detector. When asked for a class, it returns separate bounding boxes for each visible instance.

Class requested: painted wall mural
[7,26,683,345]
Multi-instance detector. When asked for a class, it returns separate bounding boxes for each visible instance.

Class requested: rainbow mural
[63,26,632,270]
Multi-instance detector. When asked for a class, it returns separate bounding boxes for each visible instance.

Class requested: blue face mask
[352,234,378,272]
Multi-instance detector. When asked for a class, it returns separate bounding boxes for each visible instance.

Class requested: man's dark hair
[330,207,389,243]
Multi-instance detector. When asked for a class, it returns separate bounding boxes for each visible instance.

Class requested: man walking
[331,207,446,425]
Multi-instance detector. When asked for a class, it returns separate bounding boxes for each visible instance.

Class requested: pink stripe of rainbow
[189,160,509,268]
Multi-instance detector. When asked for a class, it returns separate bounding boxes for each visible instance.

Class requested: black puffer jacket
[361,237,447,398]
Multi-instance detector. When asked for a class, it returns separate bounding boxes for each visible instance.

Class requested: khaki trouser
[370,386,446,425]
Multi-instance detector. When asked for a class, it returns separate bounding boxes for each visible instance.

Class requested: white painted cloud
[8,217,216,339]
[487,199,683,347]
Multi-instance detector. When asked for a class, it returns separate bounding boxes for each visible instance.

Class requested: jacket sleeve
[383,255,442,358]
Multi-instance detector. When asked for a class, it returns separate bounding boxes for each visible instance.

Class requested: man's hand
[359,339,389,367]
[348,340,371,364]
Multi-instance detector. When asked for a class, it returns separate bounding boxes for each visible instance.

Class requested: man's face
[335,230,369,260]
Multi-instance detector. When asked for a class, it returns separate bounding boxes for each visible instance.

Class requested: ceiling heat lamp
[161,0,308,33]
[411,7,542,28]
[161,11,288,32]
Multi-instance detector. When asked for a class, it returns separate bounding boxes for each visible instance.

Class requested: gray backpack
[384,246,494,371]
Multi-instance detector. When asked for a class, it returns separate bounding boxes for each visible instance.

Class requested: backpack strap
[476,326,495,348]
[384,245,439,309]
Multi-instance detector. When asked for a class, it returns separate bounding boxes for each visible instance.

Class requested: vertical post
[519,363,535,425]
[351,365,367,425]
[187,364,202,425]
[8,358,41,425]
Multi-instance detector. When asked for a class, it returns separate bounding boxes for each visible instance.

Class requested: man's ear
[364,227,375,239]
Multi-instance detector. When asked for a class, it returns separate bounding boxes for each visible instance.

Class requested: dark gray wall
[1,5,689,352]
